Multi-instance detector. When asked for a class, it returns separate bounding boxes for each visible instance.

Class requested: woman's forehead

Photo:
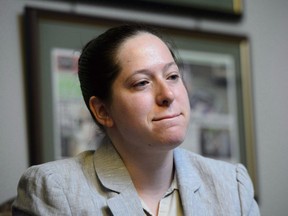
[117,33,172,63]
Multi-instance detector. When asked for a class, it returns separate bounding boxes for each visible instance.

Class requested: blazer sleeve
[12,165,72,216]
[236,164,261,216]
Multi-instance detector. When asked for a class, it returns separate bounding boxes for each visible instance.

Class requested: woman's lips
[153,113,181,121]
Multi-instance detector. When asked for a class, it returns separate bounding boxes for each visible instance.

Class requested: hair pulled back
[78,24,176,129]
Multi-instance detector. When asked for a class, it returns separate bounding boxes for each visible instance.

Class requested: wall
[0,0,288,215]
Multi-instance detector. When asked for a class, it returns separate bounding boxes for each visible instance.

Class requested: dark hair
[78,24,177,130]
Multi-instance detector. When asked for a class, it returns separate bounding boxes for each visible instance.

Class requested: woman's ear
[89,96,114,128]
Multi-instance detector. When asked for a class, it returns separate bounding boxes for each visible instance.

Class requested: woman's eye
[134,80,149,88]
[168,74,180,81]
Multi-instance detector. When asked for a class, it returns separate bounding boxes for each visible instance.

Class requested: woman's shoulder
[175,147,260,215]
[174,147,253,193]
[13,150,102,215]
[22,150,95,181]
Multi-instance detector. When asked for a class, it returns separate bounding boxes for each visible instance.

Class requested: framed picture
[57,0,243,21]
[51,48,100,158]
[24,7,257,196]
[180,50,239,162]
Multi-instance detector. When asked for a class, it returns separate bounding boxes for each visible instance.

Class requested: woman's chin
[153,132,186,150]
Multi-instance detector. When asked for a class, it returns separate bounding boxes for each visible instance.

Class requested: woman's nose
[155,82,175,106]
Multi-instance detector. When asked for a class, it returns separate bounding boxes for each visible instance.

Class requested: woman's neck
[126,149,174,192]
[111,139,175,215]
[108,135,175,187]
[126,148,175,216]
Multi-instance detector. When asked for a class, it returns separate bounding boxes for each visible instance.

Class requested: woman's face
[107,33,190,152]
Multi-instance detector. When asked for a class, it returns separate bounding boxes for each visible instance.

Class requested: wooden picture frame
[57,0,243,21]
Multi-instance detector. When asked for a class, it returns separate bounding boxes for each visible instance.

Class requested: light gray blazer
[13,139,260,215]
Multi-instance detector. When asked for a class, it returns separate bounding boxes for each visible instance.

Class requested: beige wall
[1,0,288,215]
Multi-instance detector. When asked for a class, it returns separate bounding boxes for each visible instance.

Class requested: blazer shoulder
[176,148,254,186]
[236,164,260,215]
[175,148,260,215]
[13,151,98,215]
[19,150,95,187]
[177,148,254,189]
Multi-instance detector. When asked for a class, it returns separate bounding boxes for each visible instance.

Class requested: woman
[13,24,260,215]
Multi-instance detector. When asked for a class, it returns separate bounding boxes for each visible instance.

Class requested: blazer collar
[174,148,202,191]
[93,139,204,215]
[94,137,132,192]
[93,137,144,215]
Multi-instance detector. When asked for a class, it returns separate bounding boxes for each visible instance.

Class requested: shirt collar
[163,172,178,198]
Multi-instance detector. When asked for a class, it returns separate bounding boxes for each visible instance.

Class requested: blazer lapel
[107,189,145,215]
[93,138,144,215]
[174,148,208,215]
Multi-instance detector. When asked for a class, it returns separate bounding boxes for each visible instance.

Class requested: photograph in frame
[179,50,240,163]
[51,48,102,159]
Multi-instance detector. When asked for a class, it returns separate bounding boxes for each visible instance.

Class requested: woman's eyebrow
[132,62,177,75]
[124,62,178,84]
